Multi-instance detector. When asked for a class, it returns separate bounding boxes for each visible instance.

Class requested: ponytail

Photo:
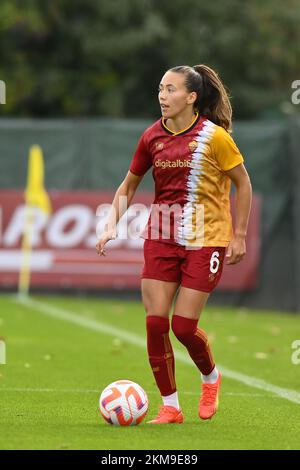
[169,64,232,132]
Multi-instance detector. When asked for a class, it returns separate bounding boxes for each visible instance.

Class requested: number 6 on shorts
[210,251,220,274]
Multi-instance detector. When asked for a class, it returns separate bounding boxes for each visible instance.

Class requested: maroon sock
[172,315,215,375]
[146,315,177,396]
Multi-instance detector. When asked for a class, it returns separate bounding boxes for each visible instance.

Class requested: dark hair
[169,64,232,132]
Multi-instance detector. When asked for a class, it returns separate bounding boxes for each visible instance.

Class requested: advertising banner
[0,191,260,291]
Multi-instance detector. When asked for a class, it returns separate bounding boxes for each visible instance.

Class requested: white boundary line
[11,296,300,405]
[0,387,281,398]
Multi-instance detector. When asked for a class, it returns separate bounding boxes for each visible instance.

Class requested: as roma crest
[155,142,164,151]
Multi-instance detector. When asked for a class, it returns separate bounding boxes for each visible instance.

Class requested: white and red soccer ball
[99,380,148,426]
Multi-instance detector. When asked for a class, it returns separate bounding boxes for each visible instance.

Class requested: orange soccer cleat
[147,405,184,424]
[199,372,222,420]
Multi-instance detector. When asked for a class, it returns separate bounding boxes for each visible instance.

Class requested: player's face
[158,71,196,119]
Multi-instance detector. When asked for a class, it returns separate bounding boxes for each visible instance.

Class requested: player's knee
[144,307,169,318]
[143,301,170,319]
[171,315,196,344]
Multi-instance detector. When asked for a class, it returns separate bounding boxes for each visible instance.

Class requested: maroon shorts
[142,239,226,293]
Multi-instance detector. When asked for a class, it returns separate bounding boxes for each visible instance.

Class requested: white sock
[201,366,219,384]
[162,391,180,410]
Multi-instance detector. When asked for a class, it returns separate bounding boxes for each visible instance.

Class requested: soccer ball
[99,379,148,426]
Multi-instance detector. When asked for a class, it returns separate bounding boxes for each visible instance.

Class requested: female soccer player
[96,64,252,424]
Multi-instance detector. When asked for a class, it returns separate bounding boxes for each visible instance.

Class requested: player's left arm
[225,163,252,265]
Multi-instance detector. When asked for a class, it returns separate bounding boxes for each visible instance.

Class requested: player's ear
[187,91,197,106]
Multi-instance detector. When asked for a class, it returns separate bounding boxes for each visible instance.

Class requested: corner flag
[18,145,52,297]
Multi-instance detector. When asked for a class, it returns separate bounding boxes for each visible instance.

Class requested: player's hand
[225,235,246,265]
[96,228,117,256]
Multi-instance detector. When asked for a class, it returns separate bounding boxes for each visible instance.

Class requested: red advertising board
[0,190,261,291]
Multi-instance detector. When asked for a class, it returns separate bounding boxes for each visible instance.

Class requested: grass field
[0,293,299,450]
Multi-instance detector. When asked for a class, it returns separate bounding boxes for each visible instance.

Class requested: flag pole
[18,204,34,298]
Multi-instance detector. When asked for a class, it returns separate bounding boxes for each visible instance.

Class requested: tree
[0,0,299,118]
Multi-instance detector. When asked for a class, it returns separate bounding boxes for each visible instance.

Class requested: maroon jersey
[129,114,244,247]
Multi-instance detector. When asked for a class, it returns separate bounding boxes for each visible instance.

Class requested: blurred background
[0,0,300,311]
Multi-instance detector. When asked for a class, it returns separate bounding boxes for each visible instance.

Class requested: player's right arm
[96,130,152,256]
[96,170,144,256]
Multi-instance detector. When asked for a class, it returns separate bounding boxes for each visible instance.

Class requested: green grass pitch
[0,294,299,450]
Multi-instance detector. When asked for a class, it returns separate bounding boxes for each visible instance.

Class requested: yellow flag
[25,145,51,214]
[18,145,51,296]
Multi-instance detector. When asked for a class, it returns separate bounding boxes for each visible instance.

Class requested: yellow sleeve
[211,126,244,171]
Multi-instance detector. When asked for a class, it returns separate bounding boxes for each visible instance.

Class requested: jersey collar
[161,112,200,136]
